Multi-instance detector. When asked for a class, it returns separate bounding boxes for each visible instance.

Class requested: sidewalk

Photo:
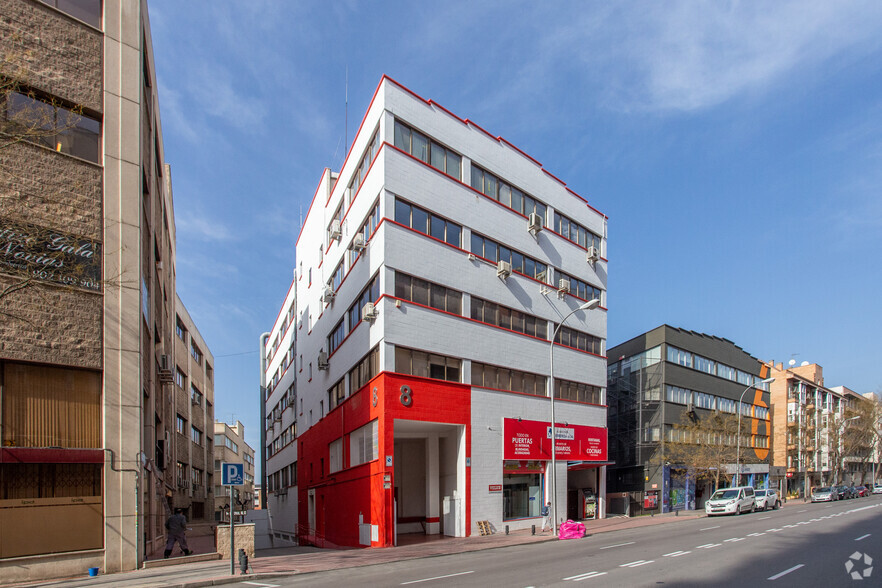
[10,510,708,588]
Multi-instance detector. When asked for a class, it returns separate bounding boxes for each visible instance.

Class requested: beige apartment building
[0,1,212,582]
[213,421,255,523]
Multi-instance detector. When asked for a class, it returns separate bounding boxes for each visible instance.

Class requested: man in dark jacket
[164,508,193,558]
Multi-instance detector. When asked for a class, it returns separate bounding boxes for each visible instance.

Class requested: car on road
[833,485,849,500]
[706,486,755,516]
[855,485,870,497]
[811,486,838,502]
[873,484,882,495]
[754,489,781,511]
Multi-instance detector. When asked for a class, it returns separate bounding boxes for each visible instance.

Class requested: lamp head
[579,299,601,311]
[760,377,775,385]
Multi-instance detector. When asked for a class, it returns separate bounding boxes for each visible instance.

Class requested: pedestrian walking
[164,508,193,558]
[541,501,552,532]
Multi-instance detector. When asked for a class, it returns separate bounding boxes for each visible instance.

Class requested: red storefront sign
[488,484,502,492]
[503,418,607,461]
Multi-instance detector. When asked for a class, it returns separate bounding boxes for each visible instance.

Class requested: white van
[705,486,755,516]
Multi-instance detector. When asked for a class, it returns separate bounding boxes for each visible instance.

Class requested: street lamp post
[735,378,775,487]
[549,298,600,536]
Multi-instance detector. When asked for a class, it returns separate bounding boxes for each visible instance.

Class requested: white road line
[401,571,475,585]
[825,505,834,508]
[564,571,608,581]
[783,524,797,528]
[757,516,770,520]
[599,541,635,550]
[797,509,807,513]
[747,532,765,537]
[810,518,821,522]
[620,560,654,568]
[856,534,871,541]
[663,550,691,557]
[797,521,809,525]
[697,543,721,549]
[700,526,720,531]
[768,528,783,532]
[241,583,280,588]
[768,564,804,580]
[724,537,744,542]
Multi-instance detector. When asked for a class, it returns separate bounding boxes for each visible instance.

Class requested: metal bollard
[238,549,248,575]
[505,525,509,535]
[531,524,536,535]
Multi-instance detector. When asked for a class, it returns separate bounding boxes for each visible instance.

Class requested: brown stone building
[212,420,255,523]
[0,0,213,582]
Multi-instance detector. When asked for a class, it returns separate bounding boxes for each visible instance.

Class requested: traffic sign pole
[230,484,235,575]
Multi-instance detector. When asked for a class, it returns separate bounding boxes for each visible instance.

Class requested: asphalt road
[250,495,882,588]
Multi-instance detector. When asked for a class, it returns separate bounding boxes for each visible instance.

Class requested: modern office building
[0,1,212,581]
[263,76,609,548]
[606,326,772,513]
[213,420,255,522]
[766,362,873,495]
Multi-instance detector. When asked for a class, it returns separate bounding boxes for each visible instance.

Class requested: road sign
[222,462,244,486]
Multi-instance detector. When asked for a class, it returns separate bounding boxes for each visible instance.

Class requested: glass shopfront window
[502,461,544,520]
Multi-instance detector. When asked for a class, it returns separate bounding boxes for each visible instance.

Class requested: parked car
[855,485,870,497]
[847,486,859,499]
[873,484,882,495]
[754,489,781,511]
[811,486,838,502]
[706,486,756,516]
[833,485,849,500]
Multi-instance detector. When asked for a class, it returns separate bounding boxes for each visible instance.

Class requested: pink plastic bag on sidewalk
[558,519,585,539]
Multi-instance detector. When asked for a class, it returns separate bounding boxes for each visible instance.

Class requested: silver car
[811,486,837,502]
[754,489,781,511]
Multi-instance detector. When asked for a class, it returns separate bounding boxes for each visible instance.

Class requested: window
[174,367,185,388]
[395,346,461,382]
[694,355,716,375]
[191,384,203,407]
[556,379,602,404]
[394,121,461,180]
[329,438,343,473]
[666,385,691,405]
[470,233,548,281]
[553,324,602,354]
[1,90,101,162]
[472,362,546,396]
[471,164,547,221]
[348,129,380,194]
[556,271,602,302]
[666,346,693,368]
[471,296,546,338]
[348,346,379,393]
[502,471,542,520]
[351,200,381,264]
[191,341,203,365]
[327,202,344,246]
[38,0,101,28]
[394,198,461,247]
[328,378,345,410]
[328,319,345,354]
[191,467,203,488]
[350,420,379,467]
[176,414,186,434]
[553,211,601,251]
[694,391,714,410]
[347,273,381,332]
[395,272,462,314]
[329,260,344,291]
[191,426,203,445]
[206,362,213,381]
[176,316,187,341]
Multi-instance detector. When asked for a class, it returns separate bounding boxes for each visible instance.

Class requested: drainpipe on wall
[259,332,271,544]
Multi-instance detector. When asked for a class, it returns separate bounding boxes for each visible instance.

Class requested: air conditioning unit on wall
[317,351,329,370]
[528,212,543,235]
[351,233,366,251]
[362,302,378,321]
[329,219,342,241]
[322,286,335,304]
[557,278,571,295]
[497,260,512,280]
[586,246,600,264]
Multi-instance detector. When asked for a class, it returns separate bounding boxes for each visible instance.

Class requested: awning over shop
[567,461,615,471]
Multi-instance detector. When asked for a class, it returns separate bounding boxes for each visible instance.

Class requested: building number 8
[400,385,413,407]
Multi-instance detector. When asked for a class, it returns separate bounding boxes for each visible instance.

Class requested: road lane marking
[783,524,797,528]
[724,537,744,542]
[768,564,804,580]
[599,542,635,550]
[747,532,765,537]
[401,571,474,584]
[768,528,783,532]
[242,583,280,588]
[663,550,691,557]
[564,571,607,581]
[697,543,721,549]
[700,525,720,531]
[825,505,834,508]
[797,509,807,513]
[620,560,654,568]
[856,534,871,541]
[757,516,770,520]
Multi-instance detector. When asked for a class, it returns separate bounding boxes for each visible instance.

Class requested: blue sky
[148,1,882,462]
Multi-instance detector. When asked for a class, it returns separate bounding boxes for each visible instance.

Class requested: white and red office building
[262,76,609,548]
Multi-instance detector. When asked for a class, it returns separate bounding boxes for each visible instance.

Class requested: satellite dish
[788,359,796,367]
[801,361,809,367]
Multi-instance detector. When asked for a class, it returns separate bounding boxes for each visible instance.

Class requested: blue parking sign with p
[222,463,244,486]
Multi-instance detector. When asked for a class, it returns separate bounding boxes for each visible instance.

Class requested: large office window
[556,271,602,302]
[553,325,602,354]
[395,346,461,382]
[395,271,462,315]
[554,211,601,251]
[2,91,100,163]
[471,361,546,396]
[470,164,547,221]
[348,129,380,195]
[394,198,461,247]
[327,319,345,354]
[393,121,461,180]
[348,346,379,393]
[347,273,380,331]
[329,438,343,473]
[470,233,548,281]
[471,296,546,339]
[555,379,602,404]
[328,378,345,411]
[38,0,101,28]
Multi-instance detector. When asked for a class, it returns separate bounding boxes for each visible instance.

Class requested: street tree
[665,409,741,491]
